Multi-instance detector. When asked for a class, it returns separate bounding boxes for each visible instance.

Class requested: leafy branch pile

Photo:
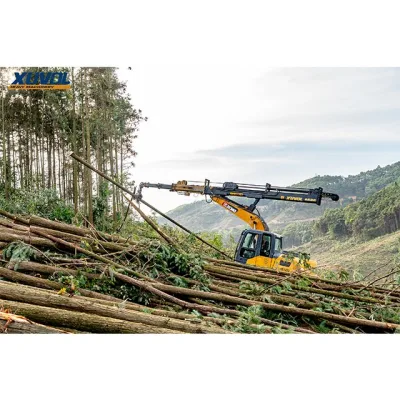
[0,208,399,334]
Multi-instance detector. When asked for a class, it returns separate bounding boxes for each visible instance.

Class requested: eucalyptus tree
[0,67,146,229]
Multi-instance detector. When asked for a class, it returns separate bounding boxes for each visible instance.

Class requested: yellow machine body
[246,255,317,272]
[234,228,317,273]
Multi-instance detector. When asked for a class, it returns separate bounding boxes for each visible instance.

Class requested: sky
[117,67,400,213]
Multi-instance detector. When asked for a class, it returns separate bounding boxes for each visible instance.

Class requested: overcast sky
[117,67,400,212]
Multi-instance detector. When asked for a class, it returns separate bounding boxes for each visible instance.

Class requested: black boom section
[204,182,339,205]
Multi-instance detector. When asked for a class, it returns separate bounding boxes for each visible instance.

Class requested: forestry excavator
[138,179,339,273]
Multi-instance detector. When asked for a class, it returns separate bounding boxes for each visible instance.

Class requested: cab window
[260,235,271,257]
[274,237,282,253]
[242,232,258,249]
[240,232,259,259]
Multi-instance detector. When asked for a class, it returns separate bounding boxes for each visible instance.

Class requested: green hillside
[314,180,400,241]
[298,231,400,279]
[282,179,400,246]
[293,161,400,198]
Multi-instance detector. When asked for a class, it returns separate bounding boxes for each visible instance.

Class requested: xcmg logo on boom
[8,71,71,90]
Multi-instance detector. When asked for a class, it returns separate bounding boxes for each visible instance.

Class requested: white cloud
[117,67,400,212]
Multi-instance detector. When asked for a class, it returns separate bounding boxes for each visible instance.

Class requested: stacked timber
[0,209,399,334]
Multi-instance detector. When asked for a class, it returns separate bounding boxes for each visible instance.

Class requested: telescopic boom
[139,179,339,205]
[138,179,339,230]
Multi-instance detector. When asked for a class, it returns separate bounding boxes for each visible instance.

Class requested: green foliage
[93,182,111,230]
[3,241,40,268]
[50,270,152,305]
[284,250,312,269]
[271,326,295,334]
[371,307,400,324]
[296,278,310,289]
[239,281,266,296]
[196,231,235,259]
[199,231,224,250]
[314,207,348,239]
[168,276,189,288]
[270,285,283,294]
[262,309,300,327]
[54,272,89,294]
[281,281,292,291]
[282,221,314,247]
[0,188,73,223]
[315,321,333,333]
[136,241,210,285]
[191,310,203,318]
[339,269,350,281]
[229,305,266,333]
[315,180,400,240]
[313,302,336,313]
[294,162,400,198]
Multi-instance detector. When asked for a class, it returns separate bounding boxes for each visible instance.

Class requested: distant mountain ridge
[159,161,400,235]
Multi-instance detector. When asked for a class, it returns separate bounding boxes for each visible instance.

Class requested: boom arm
[210,195,268,230]
[138,179,339,231]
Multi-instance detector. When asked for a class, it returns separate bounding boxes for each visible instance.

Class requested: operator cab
[234,229,283,264]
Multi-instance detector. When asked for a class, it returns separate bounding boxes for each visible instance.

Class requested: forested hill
[297,181,400,276]
[314,180,400,241]
[293,161,400,199]
[161,161,400,234]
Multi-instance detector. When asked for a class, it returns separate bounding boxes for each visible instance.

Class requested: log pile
[0,208,399,334]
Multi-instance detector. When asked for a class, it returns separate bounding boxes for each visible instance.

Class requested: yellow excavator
[138,179,339,273]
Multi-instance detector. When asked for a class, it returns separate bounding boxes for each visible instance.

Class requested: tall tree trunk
[114,135,119,214]
[58,135,62,196]
[71,67,78,215]
[18,129,23,189]
[41,92,45,189]
[11,126,16,189]
[62,141,66,200]
[109,134,116,222]
[120,135,123,208]
[1,82,8,200]
[81,71,87,220]
[84,69,93,225]
[47,135,51,189]
[35,105,40,192]
[52,132,56,190]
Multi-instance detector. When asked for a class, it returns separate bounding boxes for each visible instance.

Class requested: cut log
[29,228,150,280]
[0,231,57,248]
[0,209,136,246]
[204,264,386,305]
[0,281,227,334]
[4,260,101,280]
[148,282,400,331]
[28,214,136,246]
[0,267,231,327]
[1,208,399,334]
[0,299,181,334]
[0,311,68,334]
[0,266,125,303]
